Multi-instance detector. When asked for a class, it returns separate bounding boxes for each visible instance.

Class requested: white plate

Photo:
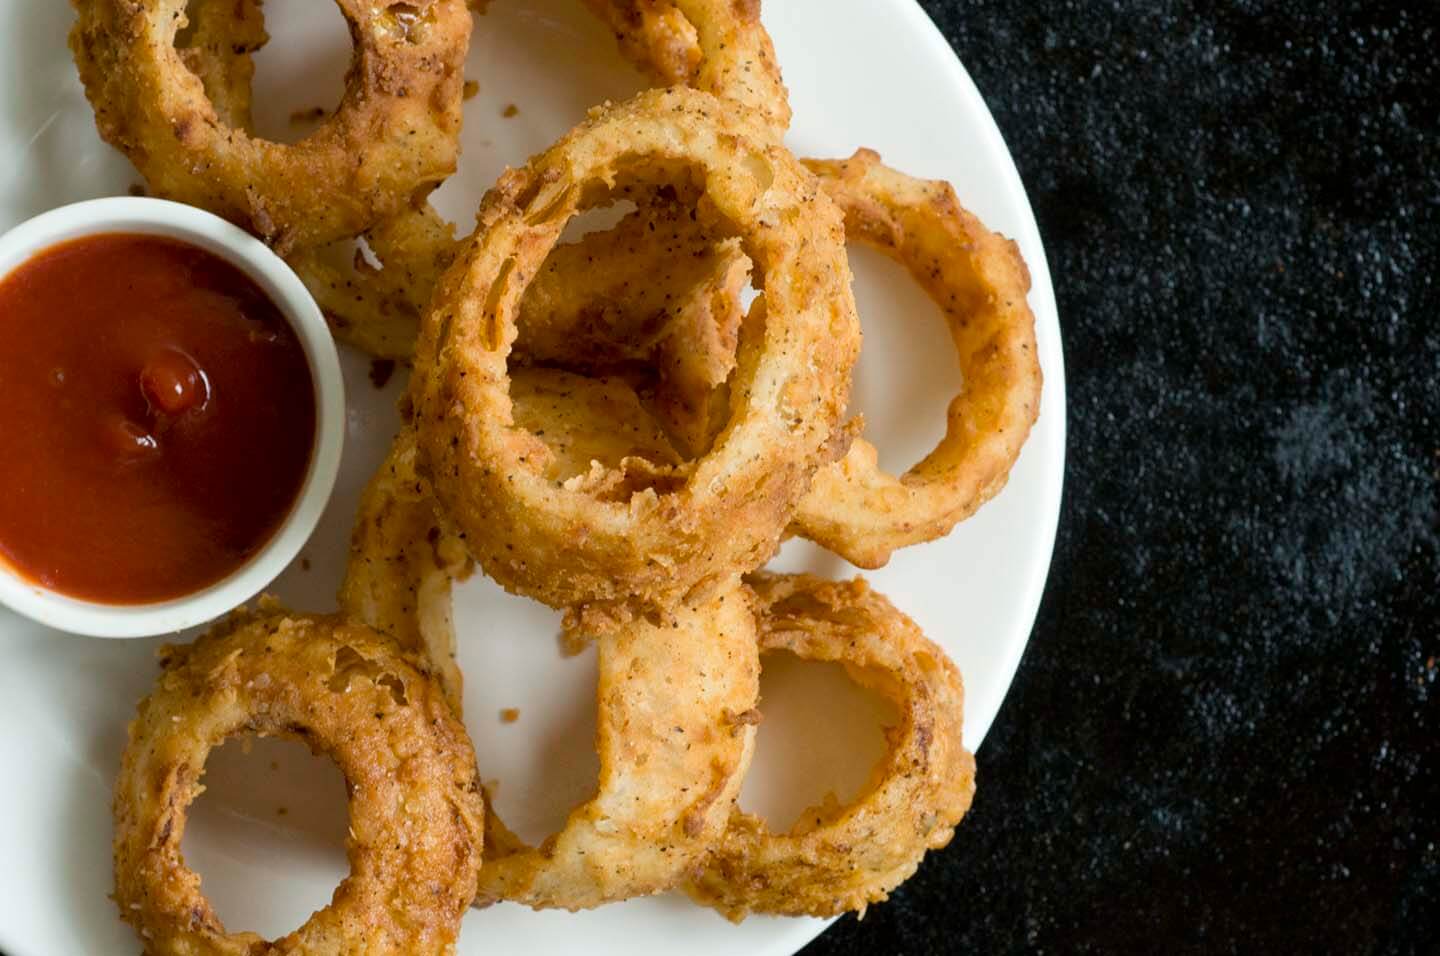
[0,2,1065,954]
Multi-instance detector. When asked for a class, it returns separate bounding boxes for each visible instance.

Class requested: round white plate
[0,2,1065,954]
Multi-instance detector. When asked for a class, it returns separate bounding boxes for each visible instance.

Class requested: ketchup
[0,234,316,604]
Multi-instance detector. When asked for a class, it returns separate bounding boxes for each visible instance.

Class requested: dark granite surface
[805,2,1439,953]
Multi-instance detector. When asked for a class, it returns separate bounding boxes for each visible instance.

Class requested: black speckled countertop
[805,2,1439,953]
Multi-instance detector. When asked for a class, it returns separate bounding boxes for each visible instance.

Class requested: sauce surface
[0,234,316,604]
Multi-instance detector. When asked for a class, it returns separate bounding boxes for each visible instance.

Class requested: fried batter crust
[686,573,976,920]
[112,608,485,955]
[70,0,471,252]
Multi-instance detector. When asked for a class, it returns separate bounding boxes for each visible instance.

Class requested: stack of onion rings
[75,0,1041,940]
[502,151,1044,542]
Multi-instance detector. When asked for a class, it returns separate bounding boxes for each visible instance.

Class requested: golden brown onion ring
[790,150,1043,567]
[69,0,471,252]
[112,606,485,955]
[685,572,976,920]
[411,88,858,610]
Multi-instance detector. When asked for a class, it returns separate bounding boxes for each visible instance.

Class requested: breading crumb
[370,358,397,389]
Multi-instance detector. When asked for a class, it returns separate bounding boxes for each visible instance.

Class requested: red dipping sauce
[0,234,316,604]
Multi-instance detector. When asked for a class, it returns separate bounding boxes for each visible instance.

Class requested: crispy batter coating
[476,580,759,909]
[112,607,485,955]
[411,88,859,610]
[174,0,266,129]
[297,199,750,458]
[339,365,686,702]
[69,0,471,252]
[790,150,1043,567]
[584,0,789,138]
[340,429,473,714]
[509,367,684,482]
[286,0,786,360]
[685,573,976,920]
[292,205,462,360]
[513,200,749,458]
[342,433,760,911]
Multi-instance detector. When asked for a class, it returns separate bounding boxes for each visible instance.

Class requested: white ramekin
[0,197,345,638]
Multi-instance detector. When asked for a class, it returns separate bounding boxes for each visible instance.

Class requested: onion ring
[112,606,485,954]
[411,87,859,610]
[685,572,976,920]
[69,0,471,252]
[790,149,1043,567]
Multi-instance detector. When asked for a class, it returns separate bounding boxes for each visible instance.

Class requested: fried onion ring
[112,607,485,954]
[69,0,471,252]
[685,572,976,920]
[790,150,1043,567]
[411,88,859,609]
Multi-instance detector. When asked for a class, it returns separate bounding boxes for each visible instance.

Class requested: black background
[804,1,1439,954]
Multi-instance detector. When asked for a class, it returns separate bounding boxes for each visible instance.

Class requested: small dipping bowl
[0,197,344,638]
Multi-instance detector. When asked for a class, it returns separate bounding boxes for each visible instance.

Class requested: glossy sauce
[0,234,316,604]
